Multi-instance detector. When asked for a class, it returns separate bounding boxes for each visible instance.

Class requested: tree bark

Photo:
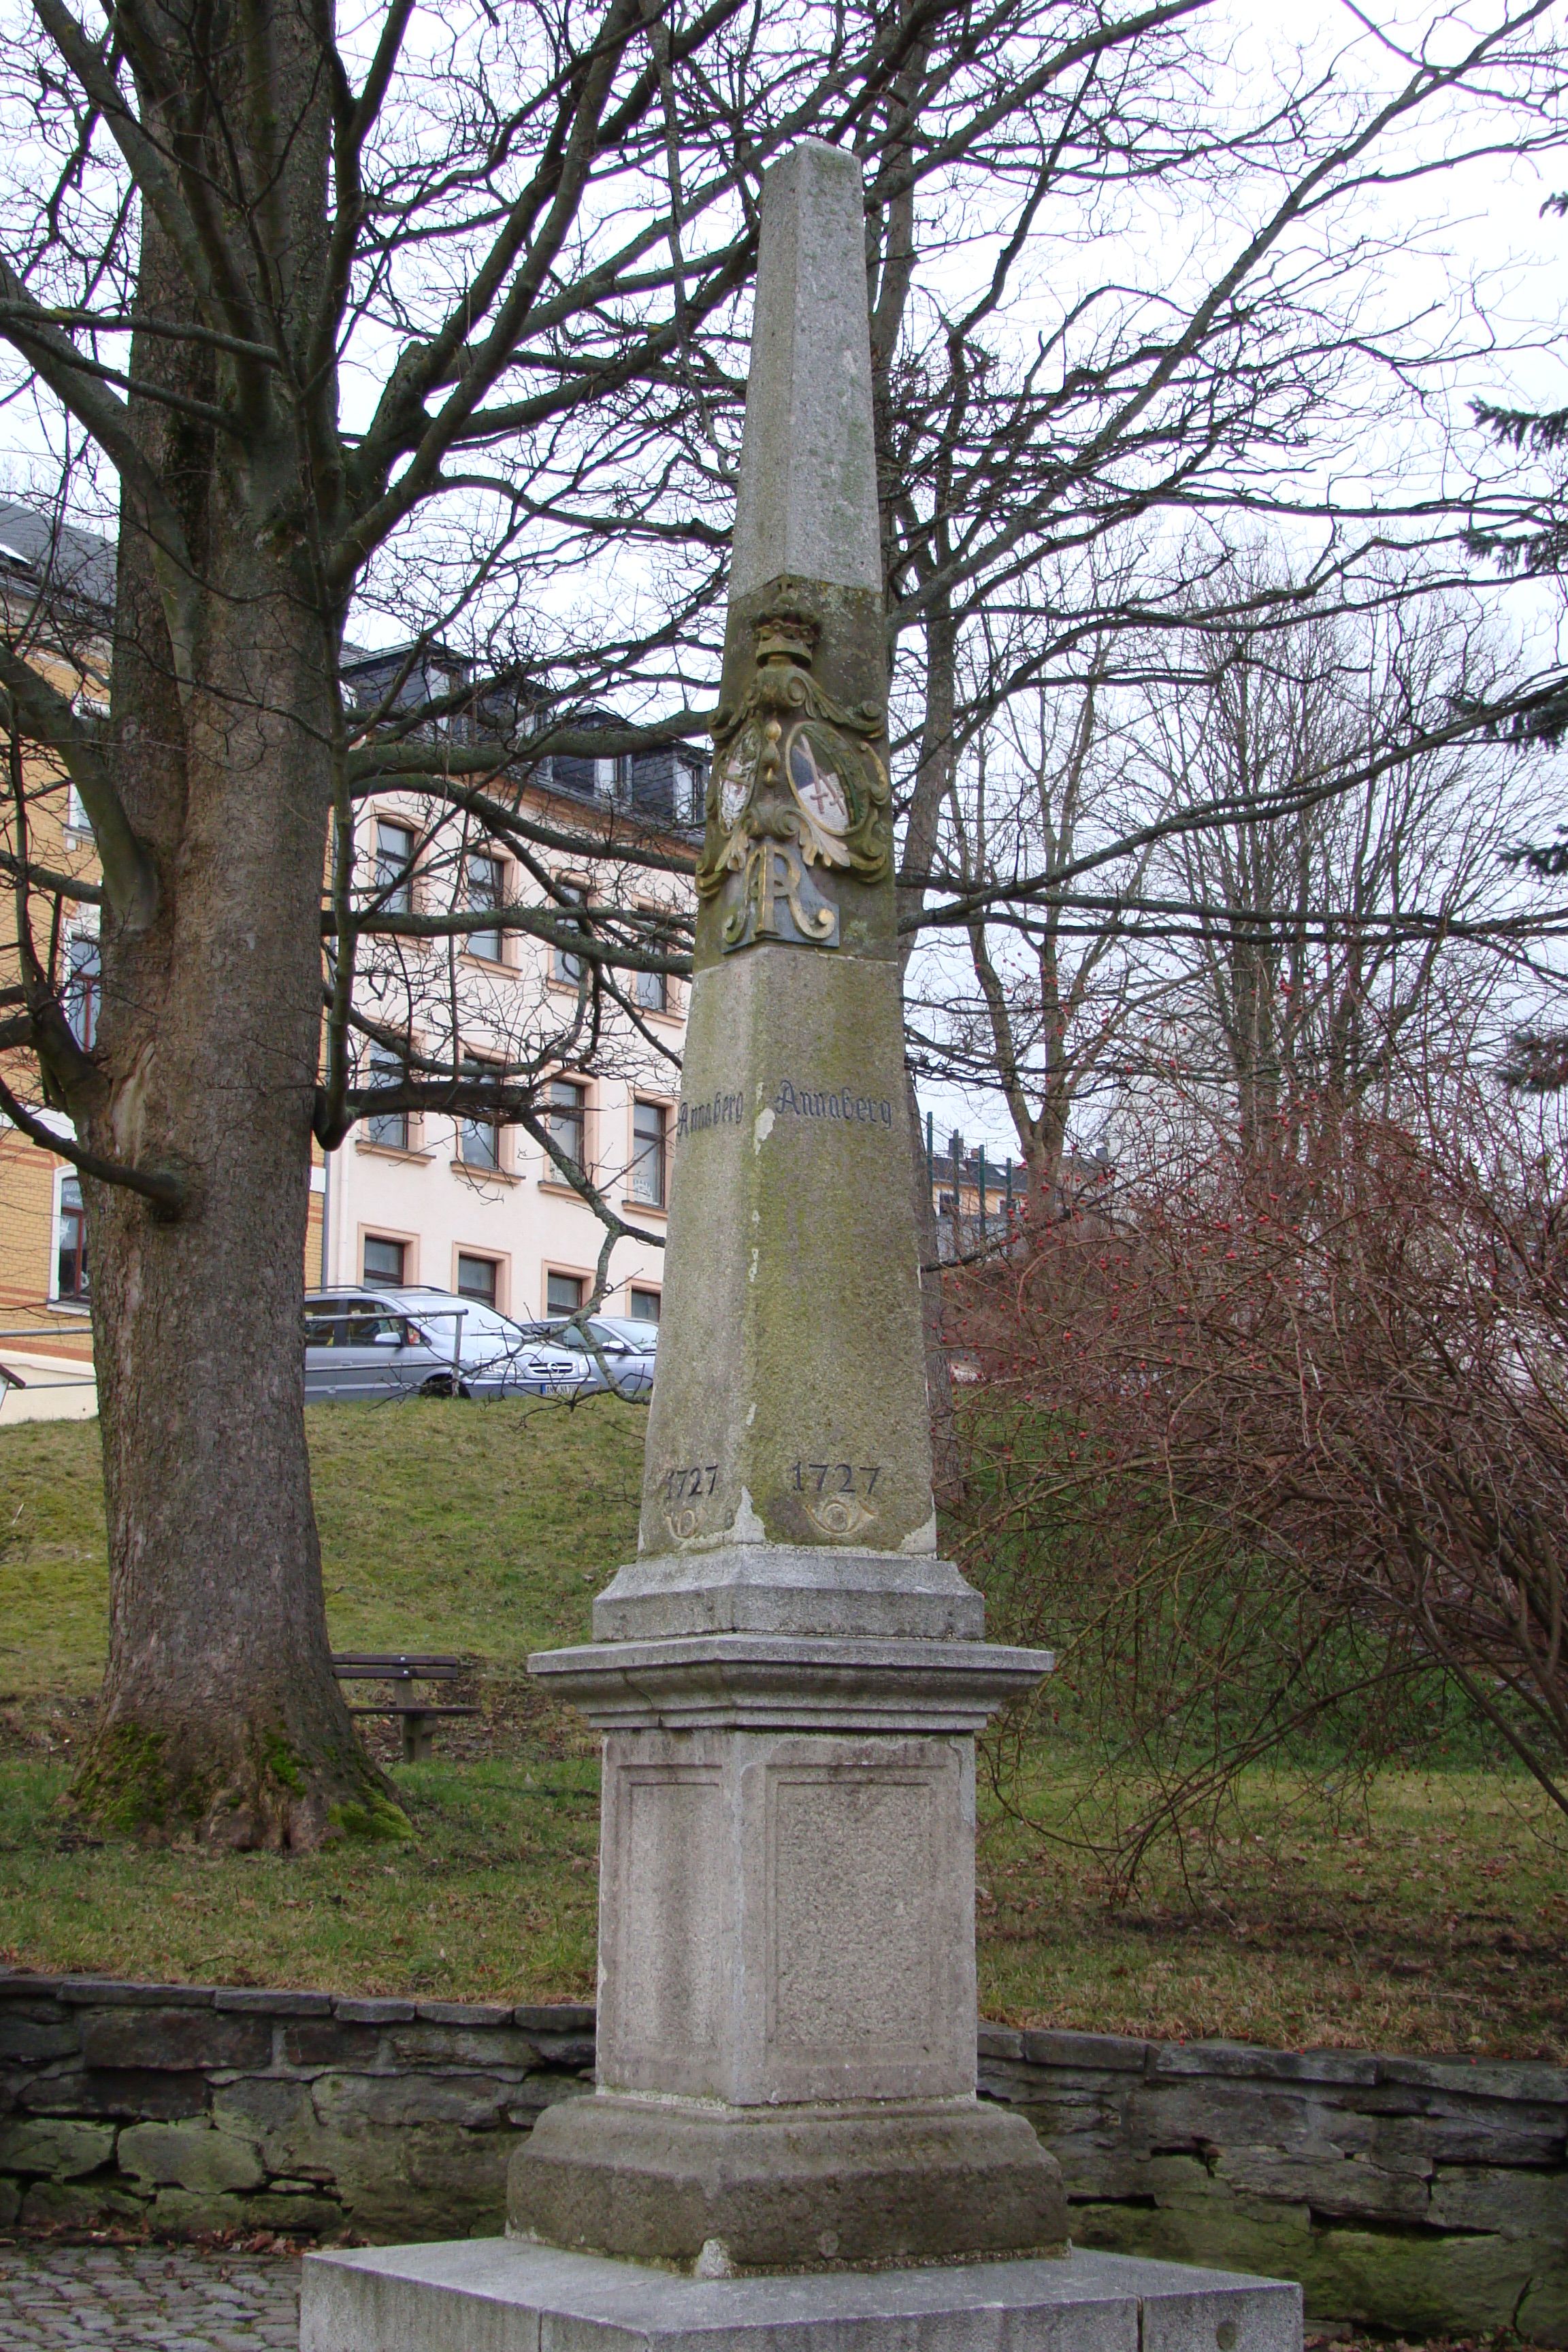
[67,10,401,1848]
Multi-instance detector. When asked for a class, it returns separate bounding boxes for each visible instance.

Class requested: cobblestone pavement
[0,2242,301,2348]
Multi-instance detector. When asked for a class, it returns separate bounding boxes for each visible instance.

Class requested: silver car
[304,1287,586,1402]
[520,1313,658,1399]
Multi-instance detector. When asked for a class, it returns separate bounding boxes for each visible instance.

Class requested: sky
[3,0,1567,1162]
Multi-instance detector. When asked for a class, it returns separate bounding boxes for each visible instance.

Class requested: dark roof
[0,500,116,611]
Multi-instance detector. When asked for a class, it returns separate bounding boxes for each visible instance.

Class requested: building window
[456,1253,498,1308]
[594,753,627,804]
[552,881,587,984]
[547,1271,585,1315]
[374,819,414,913]
[65,936,100,1049]
[363,1234,406,1286]
[457,1058,502,1171]
[546,1078,587,1179]
[634,962,668,1013]
[674,757,705,826]
[463,851,506,962]
[630,1099,668,1208]
[65,780,91,835]
[363,1040,408,1150]
[629,1287,660,1324]
[56,1175,88,1301]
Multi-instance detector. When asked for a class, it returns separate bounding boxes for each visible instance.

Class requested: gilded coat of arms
[698,612,890,953]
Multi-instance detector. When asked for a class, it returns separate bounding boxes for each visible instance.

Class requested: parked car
[519,1313,658,1399]
[304,1287,587,1403]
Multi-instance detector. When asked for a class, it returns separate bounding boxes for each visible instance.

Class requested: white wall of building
[318,785,687,1322]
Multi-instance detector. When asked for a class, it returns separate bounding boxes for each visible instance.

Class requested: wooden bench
[331,1652,480,1762]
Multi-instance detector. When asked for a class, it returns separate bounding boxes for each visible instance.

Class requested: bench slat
[347,1703,479,1719]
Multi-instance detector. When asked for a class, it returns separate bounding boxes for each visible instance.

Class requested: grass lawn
[1,1401,1565,2055]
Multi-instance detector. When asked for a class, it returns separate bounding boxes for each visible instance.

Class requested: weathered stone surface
[0,2116,117,2178]
[55,1976,217,2005]
[728,144,882,600]
[312,2070,512,2129]
[4,1975,1568,2339]
[301,2240,1302,2352]
[1149,2042,1382,2088]
[504,2076,593,2127]
[1212,2146,1432,2222]
[80,2006,272,2072]
[514,2006,595,2034]
[21,2176,149,2227]
[1427,2162,1568,2236]
[594,1548,985,1645]
[0,2004,80,2061]
[417,2002,517,2027]
[387,2024,542,2069]
[536,1635,1046,1736]
[1022,2031,1149,2074]
[283,2020,383,2070]
[214,1987,333,2016]
[525,2034,596,2069]
[510,2093,1068,2274]
[592,1725,979,2109]
[332,1996,416,2023]
[20,2063,210,2119]
[148,2183,346,2237]
[119,2119,269,2193]
[1379,2053,1568,2101]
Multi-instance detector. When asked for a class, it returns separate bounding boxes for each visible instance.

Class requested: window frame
[455,1053,506,1173]
[545,1268,587,1316]
[372,815,416,915]
[455,1251,502,1311]
[461,848,507,964]
[550,875,589,987]
[361,1232,409,1287]
[629,1097,669,1210]
[362,1038,411,1152]
[544,1075,589,1184]
[54,1171,89,1303]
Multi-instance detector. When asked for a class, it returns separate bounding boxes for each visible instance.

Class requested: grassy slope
[0,1395,649,1697]
[1,1403,1564,2052]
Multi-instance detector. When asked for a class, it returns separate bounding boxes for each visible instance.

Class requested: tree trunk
[67,21,402,1848]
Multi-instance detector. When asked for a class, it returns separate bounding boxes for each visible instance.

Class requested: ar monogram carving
[698,611,890,953]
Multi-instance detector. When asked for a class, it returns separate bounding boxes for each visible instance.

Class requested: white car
[304,1286,587,1402]
[519,1312,658,1399]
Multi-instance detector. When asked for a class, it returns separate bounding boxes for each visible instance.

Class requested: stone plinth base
[300,2238,1303,2352]
[508,2091,1066,2271]
[591,1547,985,1643]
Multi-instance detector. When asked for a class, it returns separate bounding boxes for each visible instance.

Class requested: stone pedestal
[300,2240,1305,2352]
[509,1638,1064,2271]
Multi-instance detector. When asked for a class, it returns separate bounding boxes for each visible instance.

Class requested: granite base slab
[299,2237,1303,2352]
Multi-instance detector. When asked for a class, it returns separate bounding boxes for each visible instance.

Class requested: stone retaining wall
[0,1975,593,2243]
[977,2025,1568,2344]
[2,1974,1565,2339]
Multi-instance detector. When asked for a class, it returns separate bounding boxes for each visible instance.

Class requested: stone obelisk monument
[299,140,1303,2352]
[507,137,1066,2270]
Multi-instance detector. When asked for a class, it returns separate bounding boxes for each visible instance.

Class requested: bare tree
[0,0,1563,1846]
[913,631,1166,1204]
[1140,565,1535,1162]
[0,0,1241,1845]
